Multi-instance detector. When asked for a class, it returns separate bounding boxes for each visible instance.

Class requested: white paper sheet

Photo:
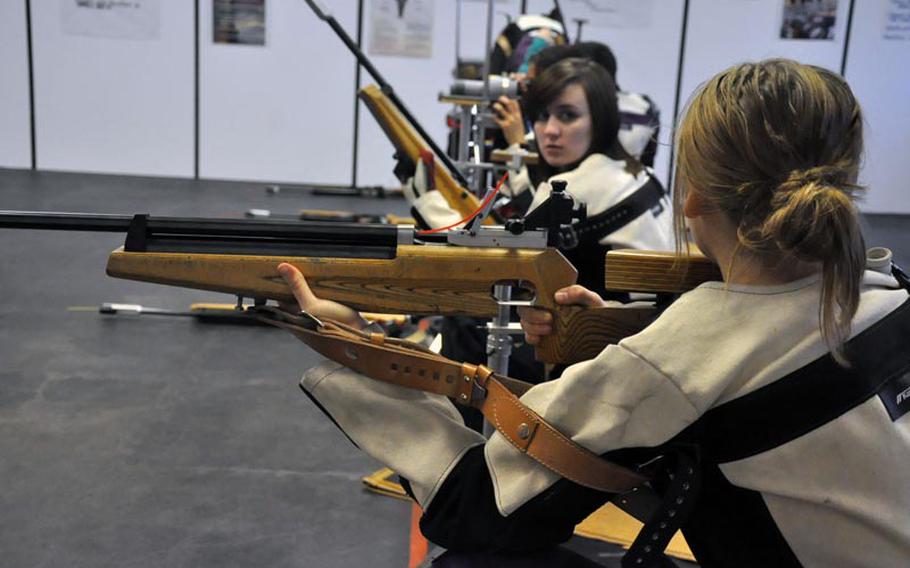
[61,0,160,40]
[368,0,434,59]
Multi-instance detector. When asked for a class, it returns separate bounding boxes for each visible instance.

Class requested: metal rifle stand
[475,0,495,194]
[457,179,528,438]
[452,179,583,439]
[484,284,523,437]
[444,0,499,195]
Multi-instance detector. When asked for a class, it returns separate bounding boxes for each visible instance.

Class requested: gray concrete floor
[0,169,418,568]
[1,168,907,567]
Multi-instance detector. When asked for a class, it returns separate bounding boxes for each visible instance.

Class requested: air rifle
[0,192,719,365]
[303,0,493,225]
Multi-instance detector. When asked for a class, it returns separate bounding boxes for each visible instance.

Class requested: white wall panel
[10,0,909,213]
[0,1,32,170]
[31,0,194,177]
[845,0,910,214]
[679,0,850,114]
[457,0,518,62]
[355,1,460,187]
[556,1,686,186]
[199,0,358,185]
[356,0,684,188]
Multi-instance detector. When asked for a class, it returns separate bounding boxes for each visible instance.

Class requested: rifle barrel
[0,210,399,240]
[0,210,134,232]
[0,210,409,258]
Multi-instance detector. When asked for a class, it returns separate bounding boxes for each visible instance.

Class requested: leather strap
[558,175,665,250]
[252,307,649,494]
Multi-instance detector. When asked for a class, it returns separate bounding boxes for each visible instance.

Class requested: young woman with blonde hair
[279,59,910,567]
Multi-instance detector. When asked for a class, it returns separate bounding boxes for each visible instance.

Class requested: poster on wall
[62,0,161,40]
[883,0,910,41]
[780,0,837,40]
[213,0,266,46]
[564,0,654,29]
[368,0,434,59]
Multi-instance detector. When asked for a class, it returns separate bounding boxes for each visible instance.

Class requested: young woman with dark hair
[441,58,672,399]
[506,57,672,295]
[510,41,661,167]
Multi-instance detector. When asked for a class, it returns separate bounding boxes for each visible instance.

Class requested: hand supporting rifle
[277,263,367,330]
[518,285,607,346]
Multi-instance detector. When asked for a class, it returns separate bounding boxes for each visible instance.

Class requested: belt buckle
[559,225,579,250]
[650,199,665,217]
[471,381,488,403]
[460,366,489,405]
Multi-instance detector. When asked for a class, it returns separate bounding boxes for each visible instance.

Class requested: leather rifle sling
[254,308,648,494]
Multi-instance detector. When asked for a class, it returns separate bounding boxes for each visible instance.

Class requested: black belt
[625,268,910,567]
[695,295,910,464]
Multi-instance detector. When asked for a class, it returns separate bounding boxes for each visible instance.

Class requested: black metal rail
[302,0,471,188]
[0,210,405,259]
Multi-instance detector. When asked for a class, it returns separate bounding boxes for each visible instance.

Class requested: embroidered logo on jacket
[897,385,910,406]
[880,367,910,422]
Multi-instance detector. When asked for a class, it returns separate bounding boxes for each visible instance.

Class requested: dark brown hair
[523,58,640,177]
[532,42,618,83]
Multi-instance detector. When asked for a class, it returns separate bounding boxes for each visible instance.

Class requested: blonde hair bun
[674,59,866,365]
[763,178,862,262]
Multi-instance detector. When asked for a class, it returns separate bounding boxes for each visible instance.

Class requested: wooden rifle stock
[541,251,722,364]
[359,84,494,225]
[107,245,580,362]
[106,247,722,365]
[605,250,722,293]
[5,213,721,365]
[2,211,721,365]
